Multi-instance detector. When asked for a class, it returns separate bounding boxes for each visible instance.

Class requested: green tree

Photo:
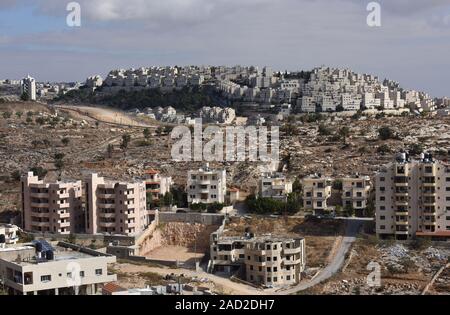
[318,124,332,136]
[143,128,151,139]
[29,166,47,179]
[61,137,70,146]
[20,92,29,101]
[339,126,351,144]
[121,134,131,150]
[378,126,395,140]
[15,111,23,119]
[2,111,12,119]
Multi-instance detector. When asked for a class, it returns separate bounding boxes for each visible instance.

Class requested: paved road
[275,218,368,295]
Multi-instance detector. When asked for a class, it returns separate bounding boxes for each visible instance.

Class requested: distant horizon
[4,64,447,99]
[1,1,449,97]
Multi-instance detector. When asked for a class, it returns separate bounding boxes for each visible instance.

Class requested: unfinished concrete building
[84,174,147,236]
[210,233,305,287]
[376,153,450,240]
[21,172,83,235]
[302,174,332,214]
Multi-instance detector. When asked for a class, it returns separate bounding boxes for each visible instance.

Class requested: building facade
[210,233,306,287]
[144,169,173,203]
[21,75,36,101]
[0,241,116,295]
[302,175,332,213]
[376,153,450,240]
[187,165,227,204]
[259,173,293,201]
[85,174,147,236]
[21,172,83,235]
[342,175,372,212]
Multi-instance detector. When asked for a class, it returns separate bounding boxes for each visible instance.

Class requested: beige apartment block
[0,241,116,295]
[21,172,83,235]
[259,173,293,201]
[376,153,450,240]
[302,174,332,213]
[209,233,305,287]
[85,174,147,236]
[187,164,227,205]
[342,175,372,211]
[144,169,173,202]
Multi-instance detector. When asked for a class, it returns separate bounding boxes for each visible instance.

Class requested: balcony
[57,212,70,219]
[56,203,70,209]
[394,182,408,187]
[56,221,70,227]
[395,220,409,225]
[422,182,436,187]
[98,193,116,199]
[99,222,116,228]
[99,203,116,209]
[395,230,409,235]
[395,200,409,206]
[31,211,50,218]
[99,212,116,219]
[395,211,409,216]
[31,221,50,227]
[423,221,437,226]
[283,247,302,255]
[395,192,409,197]
[57,193,70,199]
[30,202,49,208]
[30,192,49,198]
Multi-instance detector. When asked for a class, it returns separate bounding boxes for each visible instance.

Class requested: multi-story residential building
[0,224,19,246]
[20,75,36,101]
[302,174,332,214]
[0,241,116,295]
[21,172,83,235]
[342,175,372,212]
[84,174,147,236]
[187,165,227,205]
[375,153,450,240]
[209,233,305,287]
[144,169,173,203]
[259,173,293,201]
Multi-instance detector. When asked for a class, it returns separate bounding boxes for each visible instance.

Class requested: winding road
[276,218,370,295]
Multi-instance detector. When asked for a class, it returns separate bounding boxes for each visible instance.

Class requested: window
[267,267,271,272]
[380,225,386,230]
[287,275,291,281]
[247,256,251,260]
[273,257,277,261]
[250,265,253,271]
[379,177,385,182]
[41,275,51,282]
[95,269,103,276]
[274,267,278,272]
[273,277,278,282]
[80,271,85,278]
[380,216,385,220]
[267,277,271,283]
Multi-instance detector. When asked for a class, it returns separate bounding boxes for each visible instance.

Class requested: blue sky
[1,0,450,97]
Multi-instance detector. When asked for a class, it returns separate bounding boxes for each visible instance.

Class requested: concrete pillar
[33,291,38,295]
[55,288,59,296]
[91,284,96,295]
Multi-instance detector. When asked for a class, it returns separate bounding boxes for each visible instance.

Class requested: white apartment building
[375,153,450,240]
[21,172,83,235]
[0,241,116,295]
[85,75,103,88]
[259,173,293,201]
[301,96,316,113]
[21,75,36,101]
[342,175,372,212]
[84,174,147,236]
[302,175,332,214]
[210,233,306,287]
[0,224,19,246]
[187,165,227,205]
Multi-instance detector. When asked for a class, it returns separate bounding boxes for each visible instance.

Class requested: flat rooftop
[1,242,111,266]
